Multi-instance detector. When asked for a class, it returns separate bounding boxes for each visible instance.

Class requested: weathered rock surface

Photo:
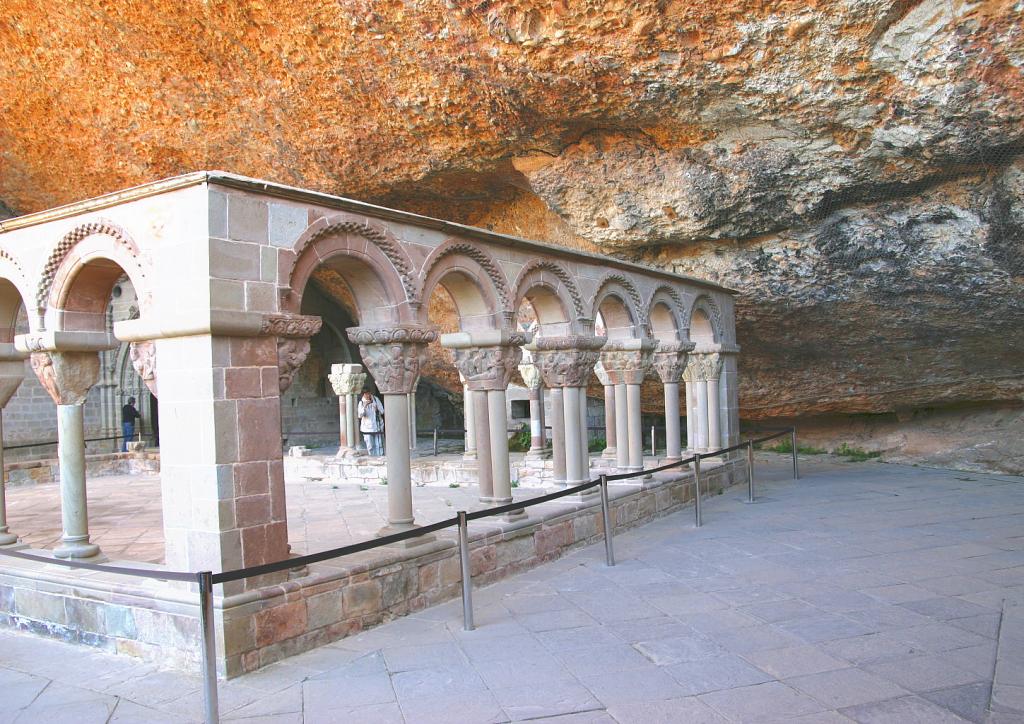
[0,0,1021,470]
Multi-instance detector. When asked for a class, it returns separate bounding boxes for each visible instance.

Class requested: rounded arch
[286,216,414,325]
[512,260,583,336]
[0,249,35,341]
[45,226,152,333]
[648,285,687,344]
[592,273,645,340]
[688,294,723,347]
[418,241,509,330]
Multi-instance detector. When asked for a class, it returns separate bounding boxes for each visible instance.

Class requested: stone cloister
[0,172,741,674]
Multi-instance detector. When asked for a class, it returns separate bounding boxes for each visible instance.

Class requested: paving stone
[743,645,849,679]
[777,613,880,643]
[380,641,467,672]
[491,679,602,721]
[555,643,653,677]
[305,702,402,724]
[698,681,826,721]
[664,653,774,696]
[634,632,726,665]
[839,694,969,723]
[920,682,992,724]
[710,623,807,654]
[900,597,997,620]
[786,667,910,709]
[604,696,730,723]
[579,667,688,705]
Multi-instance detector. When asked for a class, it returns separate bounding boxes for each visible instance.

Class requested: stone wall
[4,451,159,487]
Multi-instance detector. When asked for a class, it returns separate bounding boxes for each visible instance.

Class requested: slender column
[664,382,681,461]
[473,390,494,500]
[550,388,566,485]
[488,388,513,503]
[0,414,17,546]
[614,384,628,471]
[463,379,476,460]
[625,382,643,471]
[30,351,103,559]
[408,390,418,451]
[348,326,436,538]
[562,386,584,484]
[528,387,543,453]
[695,375,710,452]
[579,388,589,476]
[328,364,366,457]
[595,361,617,461]
[707,378,721,452]
[684,377,695,451]
[538,386,546,449]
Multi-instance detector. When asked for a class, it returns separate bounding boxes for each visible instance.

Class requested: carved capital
[347,326,437,395]
[129,341,157,396]
[529,336,605,389]
[327,363,367,396]
[277,338,311,392]
[593,359,613,387]
[518,349,543,390]
[30,351,100,405]
[701,352,723,380]
[599,340,655,385]
[651,341,694,384]
[454,343,524,392]
[683,352,722,382]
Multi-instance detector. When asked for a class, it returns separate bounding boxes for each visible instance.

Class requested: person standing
[121,396,141,452]
[357,390,385,456]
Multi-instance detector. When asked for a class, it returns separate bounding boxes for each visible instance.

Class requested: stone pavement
[2,456,1023,723]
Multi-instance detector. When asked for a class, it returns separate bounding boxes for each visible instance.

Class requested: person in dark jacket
[122,397,141,452]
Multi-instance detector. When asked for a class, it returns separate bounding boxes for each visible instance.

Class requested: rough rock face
[0,0,1022,471]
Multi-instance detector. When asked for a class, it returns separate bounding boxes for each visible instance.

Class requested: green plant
[448,482,460,488]
[508,424,531,452]
[512,479,520,488]
[763,438,826,455]
[379,477,388,486]
[588,436,607,453]
[834,443,881,462]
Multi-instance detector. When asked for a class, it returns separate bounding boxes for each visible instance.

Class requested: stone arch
[592,273,646,339]
[0,249,34,342]
[418,241,510,330]
[45,225,152,333]
[648,285,687,344]
[286,215,414,325]
[688,294,723,346]
[512,259,584,336]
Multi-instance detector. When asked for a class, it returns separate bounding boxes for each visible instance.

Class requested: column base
[463,452,477,462]
[377,523,436,548]
[524,448,550,462]
[601,447,617,460]
[0,534,27,550]
[53,539,104,560]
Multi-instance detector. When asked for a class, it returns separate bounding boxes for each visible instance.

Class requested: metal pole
[197,571,219,724]
[693,453,702,528]
[650,425,656,457]
[747,440,755,503]
[433,427,438,456]
[791,427,800,480]
[599,475,615,567]
[457,511,474,631]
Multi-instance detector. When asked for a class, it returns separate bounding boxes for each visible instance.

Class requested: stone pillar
[472,390,494,499]
[688,356,710,452]
[653,343,692,462]
[614,383,629,470]
[0,351,24,546]
[594,361,617,461]
[683,372,696,452]
[408,390,417,452]
[327,363,366,457]
[550,387,566,485]
[600,340,654,473]
[30,351,103,559]
[518,353,546,458]
[704,353,723,452]
[461,374,476,460]
[348,326,436,538]
[530,335,605,491]
[448,332,525,506]
[718,349,741,447]
[579,388,590,476]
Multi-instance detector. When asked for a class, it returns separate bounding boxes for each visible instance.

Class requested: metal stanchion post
[747,440,755,503]
[457,510,474,631]
[433,427,439,456]
[693,453,703,528]
[197,571,219,724]
[791,427,800,480]
[599,475,615,567]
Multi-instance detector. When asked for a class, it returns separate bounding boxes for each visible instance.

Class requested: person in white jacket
[357,390,385,456]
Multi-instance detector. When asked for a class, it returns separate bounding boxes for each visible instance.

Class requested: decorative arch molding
[592,272,647,327]
[688,294,724,343]
[289,216,416,303]
[418,240,512,313]
[648,285,688,332]
[513,259,585,320]
[36,220,143,311]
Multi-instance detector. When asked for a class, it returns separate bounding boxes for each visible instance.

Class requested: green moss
[834,443,882,462]
[588,437,607,453]
[508,424,531,452]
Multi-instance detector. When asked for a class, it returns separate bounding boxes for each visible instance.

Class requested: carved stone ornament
[277,338,311,392]
[593,359,613,387]
[30,351,101,405]
[260,313,323,339]
[683,352,723,382]
[327,363,367,396]
[529,335,606,389]
[454,342,524,392]
[346,326,438,395]
[599,341,655,386]
[701,352,723,381]
[129,341,157,396]
[519,360,543,390]
[651,341,695,384]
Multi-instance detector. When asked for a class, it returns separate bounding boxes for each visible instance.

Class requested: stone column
[531,335,604,491]
[704,353,723,452]
[328,363,366,457]
[408,390,417,452]
[594,361,617,462]
[688,356,710,452]
[683,368,696,452]
[549,387,566,485]
[600,340,654,473]
[653,342,692,462]
[614,382,629,470]
[460,374,476,460]
[449,332,525,506]
[518,353,546,459]
[579,388,590,477]
[348,326,436,537]
[472,390,494,499]
[0,351,24,547]
[30,351,103,559]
